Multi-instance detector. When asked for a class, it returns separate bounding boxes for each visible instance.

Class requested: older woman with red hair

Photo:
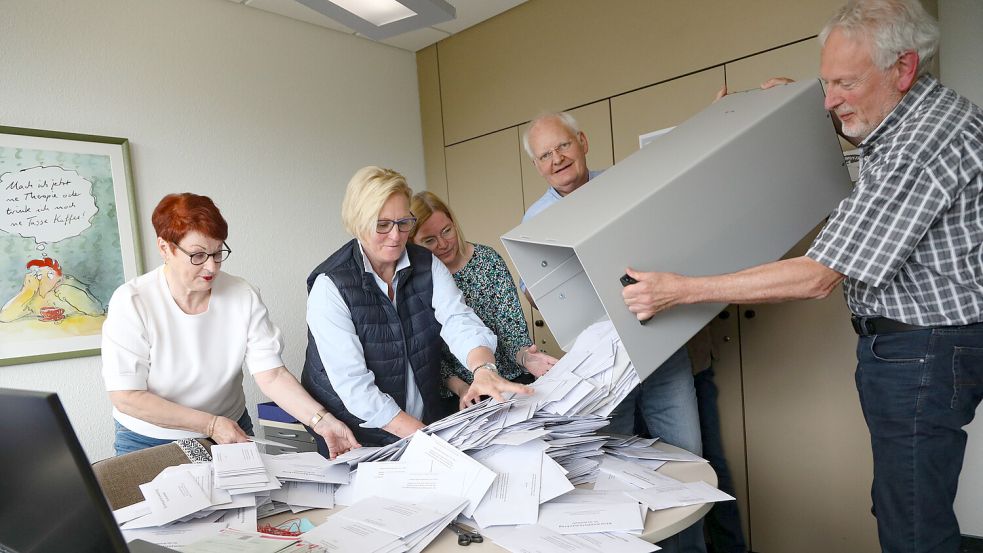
[101,193,359,457]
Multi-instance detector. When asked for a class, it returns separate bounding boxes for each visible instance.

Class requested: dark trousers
[695,367,747,553]
[856,323,983,553]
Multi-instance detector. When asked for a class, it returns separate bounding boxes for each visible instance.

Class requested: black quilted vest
[301,239,442,449]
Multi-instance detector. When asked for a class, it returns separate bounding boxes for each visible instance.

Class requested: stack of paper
[593,454,734,512]
[213,442,280,495]
[114,320,726,551]
[531,320,641,418]
[300,494,467,553]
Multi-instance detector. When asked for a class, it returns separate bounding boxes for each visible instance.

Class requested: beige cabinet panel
[444,127,535,347]
[740,228,878,553]
[609,68,724,163]
[707,305,750,544]
[417,45,448,200]
[436,0,844,144]
[519,100,613,212]
[445,127,525,253]
[725,38,821,93]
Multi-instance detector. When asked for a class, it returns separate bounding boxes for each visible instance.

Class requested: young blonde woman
[409,191,557,412]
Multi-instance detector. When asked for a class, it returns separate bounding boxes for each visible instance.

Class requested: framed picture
[0,126,142,366]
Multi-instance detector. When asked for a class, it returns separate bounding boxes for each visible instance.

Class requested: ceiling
[224,0,527,52]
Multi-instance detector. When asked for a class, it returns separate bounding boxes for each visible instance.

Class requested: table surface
[260,442,716,551]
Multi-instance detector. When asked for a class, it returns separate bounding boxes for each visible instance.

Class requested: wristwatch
[473,362,499,376]
[310,409,328,428]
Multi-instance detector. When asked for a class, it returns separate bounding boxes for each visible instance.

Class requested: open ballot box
[502,79,852,379]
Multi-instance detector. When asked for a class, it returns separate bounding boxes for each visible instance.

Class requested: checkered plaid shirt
[807,75,983,326]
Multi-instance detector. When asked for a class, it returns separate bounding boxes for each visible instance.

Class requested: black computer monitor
[0,388,132,553]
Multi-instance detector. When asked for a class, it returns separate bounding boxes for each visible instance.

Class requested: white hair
[522,111,581,160]
[819,0,939,77]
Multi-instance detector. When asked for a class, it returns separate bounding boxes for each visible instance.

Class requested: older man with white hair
[622,1,983,551]
[522,112,708,553]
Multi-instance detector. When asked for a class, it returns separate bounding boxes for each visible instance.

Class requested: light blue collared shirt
[520,170,603,292]
[306,243,496,429]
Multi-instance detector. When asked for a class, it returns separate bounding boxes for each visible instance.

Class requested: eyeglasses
[419,225,456,249]
[536,140,574,164]
[172,241,231,265]
[376,217,417,234]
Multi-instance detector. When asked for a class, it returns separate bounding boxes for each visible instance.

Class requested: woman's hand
[520,345,558,378]
[313,414,361,460]
[208,415,250,444]
[461,368,533,406]
[444,376,472,410]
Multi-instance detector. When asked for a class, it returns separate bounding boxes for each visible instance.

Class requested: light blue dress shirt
[306,242,496,430]
[520,170,602,292]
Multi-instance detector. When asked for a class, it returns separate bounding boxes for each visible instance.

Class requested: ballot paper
[123,471,213,529]
[626,480,735,511]
[159,463,231,506]
[569,531,661,553]
[219,504,259,531]
[536,501,645,535]
[301,495,467,553]
[270,481,335,509]
[213,442,272,492]
[484,524,606,553]
[608,445,706,463]
[113,500,151,524]
[337,495,462,538]
[400,431,496,517]
[598,455,682,490]
[264,452,350,484]
[292,517,403,553]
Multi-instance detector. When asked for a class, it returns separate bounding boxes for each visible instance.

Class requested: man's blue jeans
[113,410,254,456]
[609,345,704,553]
[695,367,746,553]
[856,323,983,553]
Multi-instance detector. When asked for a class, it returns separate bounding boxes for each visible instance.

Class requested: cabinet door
[610,68,724,163]
[518,100,613,355]
[740,228,878,553]
[707,305,750,545]
[444,127,534,349]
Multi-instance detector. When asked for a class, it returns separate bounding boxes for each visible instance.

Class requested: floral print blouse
[441,243,532,395]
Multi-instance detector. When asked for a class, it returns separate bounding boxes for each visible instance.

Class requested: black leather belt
[851,315,927,336]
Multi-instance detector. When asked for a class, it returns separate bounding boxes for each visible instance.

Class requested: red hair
[26,257,62,276]
[152,193,228,244]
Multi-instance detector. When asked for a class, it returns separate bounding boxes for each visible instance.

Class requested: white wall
[940,0,983,539]
[0,0,425,462]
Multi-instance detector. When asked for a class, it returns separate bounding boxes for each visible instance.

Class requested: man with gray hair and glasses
[521,112,709,553]
[622,1,983,551]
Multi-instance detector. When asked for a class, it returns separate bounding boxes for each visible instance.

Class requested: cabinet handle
[718,310,730,320]
[275,432,299,438]
[744,309,756,319]
[723,336,732,342]
[534,320,544,327]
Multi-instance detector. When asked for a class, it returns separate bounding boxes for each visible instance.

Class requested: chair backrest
[91,438,213,510]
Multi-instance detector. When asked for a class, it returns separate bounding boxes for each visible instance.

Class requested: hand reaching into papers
[621,267,688,321]
[209,415,251,444]
[313,413,361,459]
[461,369,533,406]
[521,345,558,378]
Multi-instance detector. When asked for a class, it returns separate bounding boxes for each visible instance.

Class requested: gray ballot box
[501,79,853,379]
